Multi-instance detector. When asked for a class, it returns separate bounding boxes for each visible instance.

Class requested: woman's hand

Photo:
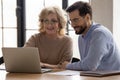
[40,62,58,69]
[40,62,46,68]
[40,61,70,69]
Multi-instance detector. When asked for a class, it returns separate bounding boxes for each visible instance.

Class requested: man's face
[68,10,88,35]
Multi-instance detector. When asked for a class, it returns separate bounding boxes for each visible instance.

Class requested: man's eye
[73,19,79,22]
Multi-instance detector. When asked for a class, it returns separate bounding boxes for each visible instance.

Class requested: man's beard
[74,25,87,35]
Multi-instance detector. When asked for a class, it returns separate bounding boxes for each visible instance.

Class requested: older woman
[24,6,73,69]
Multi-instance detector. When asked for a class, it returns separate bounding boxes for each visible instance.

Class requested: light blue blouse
[66,22,120,71]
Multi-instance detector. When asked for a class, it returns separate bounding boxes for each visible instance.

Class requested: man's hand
[61,61,69,69]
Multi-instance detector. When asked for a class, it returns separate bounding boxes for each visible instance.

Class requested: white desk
[1,69,120,80]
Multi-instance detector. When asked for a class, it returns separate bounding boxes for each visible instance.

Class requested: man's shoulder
[92,22,109,33]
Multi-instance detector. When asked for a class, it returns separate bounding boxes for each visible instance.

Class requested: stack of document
[80,70,120,77]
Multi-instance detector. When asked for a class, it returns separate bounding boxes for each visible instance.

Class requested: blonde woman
[24,6,73,69]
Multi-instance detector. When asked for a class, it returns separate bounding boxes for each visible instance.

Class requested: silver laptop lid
[2,47,42,73]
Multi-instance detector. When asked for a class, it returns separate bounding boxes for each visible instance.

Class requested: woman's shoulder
[31,32,44,37]
[28,33,46,41]
[61,35,72,42]
[63,35,72,39]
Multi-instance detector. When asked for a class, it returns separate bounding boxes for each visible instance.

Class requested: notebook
[2,47,52,73]
[80,70,120,77]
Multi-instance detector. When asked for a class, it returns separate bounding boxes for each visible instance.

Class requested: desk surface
[1,69,120,80]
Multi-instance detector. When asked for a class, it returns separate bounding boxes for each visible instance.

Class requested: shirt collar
[82,22,96,39]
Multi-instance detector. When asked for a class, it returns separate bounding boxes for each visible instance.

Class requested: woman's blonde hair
[38,6,67,36]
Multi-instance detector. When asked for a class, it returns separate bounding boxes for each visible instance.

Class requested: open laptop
[2,47,52,73]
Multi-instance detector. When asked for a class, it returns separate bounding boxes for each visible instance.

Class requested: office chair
[0,57,4,65]
[72,57,80,63]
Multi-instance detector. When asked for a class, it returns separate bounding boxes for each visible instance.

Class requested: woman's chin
[46,32,56,35]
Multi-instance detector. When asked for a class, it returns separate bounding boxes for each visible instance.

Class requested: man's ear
[85,13,91,21]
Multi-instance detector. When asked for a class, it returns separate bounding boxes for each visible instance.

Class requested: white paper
[0,63,6,70]
[47,70,80,76]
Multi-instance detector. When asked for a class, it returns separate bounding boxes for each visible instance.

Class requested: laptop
[2,47,52,73]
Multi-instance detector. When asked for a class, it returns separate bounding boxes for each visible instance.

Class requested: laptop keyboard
[41,68,52,73]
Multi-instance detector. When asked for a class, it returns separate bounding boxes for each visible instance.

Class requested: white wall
[91,0,120,48]
[91,0,113,32]
[113,0,120,47]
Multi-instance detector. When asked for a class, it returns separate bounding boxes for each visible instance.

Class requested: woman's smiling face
[43,13,59,35]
